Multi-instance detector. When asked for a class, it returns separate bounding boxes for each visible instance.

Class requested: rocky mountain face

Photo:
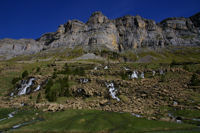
[0,11,200,59]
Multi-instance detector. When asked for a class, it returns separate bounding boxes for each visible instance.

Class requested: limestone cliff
[0,11,200,59]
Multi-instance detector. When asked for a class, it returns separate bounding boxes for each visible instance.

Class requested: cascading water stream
[17,78,35,95]
[106,83,120,101]
[131,71,138,79]
[34,85,40,92]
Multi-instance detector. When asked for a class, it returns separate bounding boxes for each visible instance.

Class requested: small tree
[46,83,60,102]
[36,67,41,73]
[160,75,166,82]
[22,70,29,78]
[170,59,177,67]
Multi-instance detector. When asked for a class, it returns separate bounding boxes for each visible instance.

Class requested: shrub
[190,73,200,86]
[12,77,21,85]
[170,59,177,67]
[46,83,60,102]
[160,75,166,82]
[45,77,70,102]
[22,70,29,78]
[52,72,57,79]
[120,72,129,80]
[36,67,41,73]
[45,79,53,94]
[73,67,85,76]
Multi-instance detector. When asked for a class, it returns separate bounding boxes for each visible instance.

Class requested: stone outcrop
[0,39,42,60]
[0,11,200,59]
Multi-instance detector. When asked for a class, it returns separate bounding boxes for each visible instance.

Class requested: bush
[52,72,57,79]
[73,67,85,76]
[45,79,53,94]
[46,83,60,102]
[36,67,41,73]
[12,77,21,85]
[160,75,166,82]
[45,77,70,102]
[120,72,129,80]
[170,59,177,67]
[22,70,29,78]
[190,73,200,86]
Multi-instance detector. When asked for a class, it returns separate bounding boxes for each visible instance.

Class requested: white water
[18,78,35,95]
[140,72,144,78]
[160,70,164,75]
[94,67,98,70]
[10,92,14,97]
[152,71,156,76]
[131,71,138,79]
[0,111,16,122]
[80,78,89,84]
[106,83,120,101]
[34,85,41,92]
[124,67,130,71]
[131,113,142,118]
[104,66,108,70]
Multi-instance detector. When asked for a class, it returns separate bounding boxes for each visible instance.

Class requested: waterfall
[94,66,98,70]
[160,70,164,75]
[140,72,144,78]
[124,67,130,71]
[131,71,138,79]
[106,83,120,101]
[18,78,35,95]
[104,66,108,69]
[34,85,41,92]
[152,71,156,76]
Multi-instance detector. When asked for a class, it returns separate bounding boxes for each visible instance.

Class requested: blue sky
[0,0,199,39]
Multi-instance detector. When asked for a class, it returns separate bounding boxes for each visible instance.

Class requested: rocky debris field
[1,61,200,124]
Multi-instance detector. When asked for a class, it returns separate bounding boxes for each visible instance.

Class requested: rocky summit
[0,11,200,59]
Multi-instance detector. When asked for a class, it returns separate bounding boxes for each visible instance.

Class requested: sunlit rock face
[36,11,200,52]
[0,11,200,59]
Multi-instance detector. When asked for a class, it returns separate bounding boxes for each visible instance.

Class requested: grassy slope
[0,46,200,132]
[11,109,195,133]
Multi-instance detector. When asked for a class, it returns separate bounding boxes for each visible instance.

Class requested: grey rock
[0,38,42,60]
[0,11,200,60]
